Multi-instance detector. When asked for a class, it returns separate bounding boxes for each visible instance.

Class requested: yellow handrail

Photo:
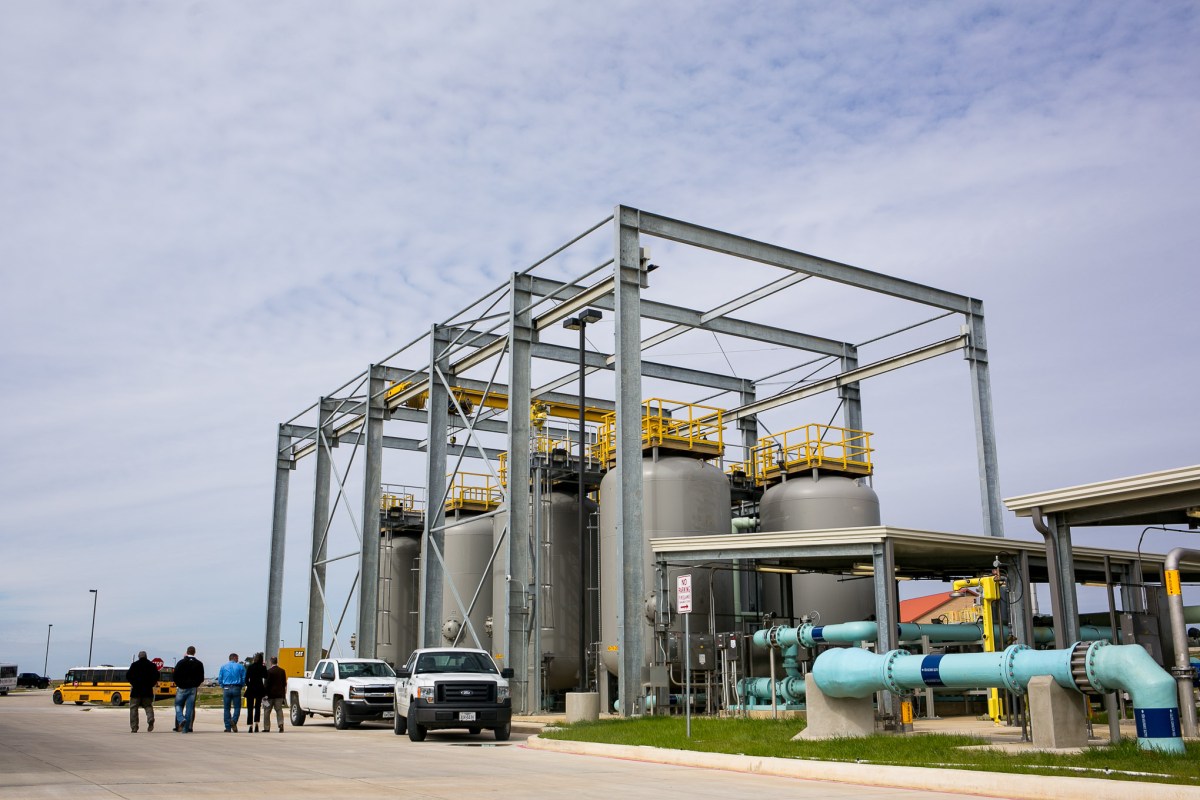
[751,423,872,482]
[445,472,503,511]
[594,398,725,465]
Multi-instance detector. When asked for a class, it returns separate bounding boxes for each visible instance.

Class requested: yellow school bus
[53,664,177,706]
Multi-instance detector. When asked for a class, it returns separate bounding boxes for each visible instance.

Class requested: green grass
[540,716,1200,786]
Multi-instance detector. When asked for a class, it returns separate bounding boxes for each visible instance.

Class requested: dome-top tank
[440,512,494,649]
[599,456,732,676]
[490,491,594,692]
[377,531,421,667]
[759,474,880,623]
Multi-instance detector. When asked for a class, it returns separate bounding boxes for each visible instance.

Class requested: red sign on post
[152,658,165,670]
[677,574,693,614]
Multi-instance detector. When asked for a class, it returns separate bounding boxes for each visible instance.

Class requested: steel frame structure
[264,205,1002,716]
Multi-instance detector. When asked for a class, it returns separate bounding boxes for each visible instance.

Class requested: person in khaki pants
[263,656,288,732]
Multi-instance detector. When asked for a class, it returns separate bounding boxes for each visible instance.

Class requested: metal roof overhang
[650,526,1200,583]
[1003,465,1200,528]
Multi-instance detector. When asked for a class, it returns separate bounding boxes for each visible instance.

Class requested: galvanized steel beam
[505,274,535,713]
[306,400,333,670]
[614,206,646,717]
[357,366,386,658]
[418,330,451,649]
[965,310,1004,538]
[264,424,293,661]
[635,209,976,314]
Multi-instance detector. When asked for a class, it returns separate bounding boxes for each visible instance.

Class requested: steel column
[505,274,534,713]
[872,539,901,725]
[419,329,451,649]
[964,308,1004,538]
[265,424,293,660]
[357,366,386,658]
[306,401,333,669]
[614,206,646,716]
[839,347,862,437]
[1051,513,1081,643]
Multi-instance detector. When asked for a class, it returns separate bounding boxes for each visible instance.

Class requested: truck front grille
[435,681,495,704]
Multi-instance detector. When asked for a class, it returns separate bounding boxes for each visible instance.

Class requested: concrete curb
[525,735,1200,799]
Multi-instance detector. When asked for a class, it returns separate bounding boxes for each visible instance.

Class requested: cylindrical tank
[441,512,494,650]
[490,491,593,692]
[599,456,732,677]
[377,531,421,667]
[758,475,880,623]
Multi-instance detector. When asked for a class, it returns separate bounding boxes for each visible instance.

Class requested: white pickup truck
[287,658,396,730]
[392,648,514,742]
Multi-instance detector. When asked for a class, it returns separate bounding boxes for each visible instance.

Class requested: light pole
[563,308,601,693]
[87,590,98,667]
[43,624,52,677]
[299,621,304,649]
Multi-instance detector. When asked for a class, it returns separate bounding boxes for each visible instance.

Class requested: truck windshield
[340,662,397,679]
[415,652,498,674]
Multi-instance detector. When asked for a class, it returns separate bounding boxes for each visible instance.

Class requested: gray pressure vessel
[599,456,732,677]
[440,512,494,650]
[490,491,594,692]
[377,531,421,667]
[758,475,880,623]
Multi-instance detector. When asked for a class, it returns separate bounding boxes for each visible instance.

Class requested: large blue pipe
[814,642,1183,753]
[752,621,1112,649]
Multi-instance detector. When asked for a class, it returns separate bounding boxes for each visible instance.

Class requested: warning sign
[677,574,692,614]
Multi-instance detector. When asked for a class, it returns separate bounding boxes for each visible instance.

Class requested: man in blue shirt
[217,653,247,732]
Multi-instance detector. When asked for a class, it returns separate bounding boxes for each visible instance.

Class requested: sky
[1,1,1198,678]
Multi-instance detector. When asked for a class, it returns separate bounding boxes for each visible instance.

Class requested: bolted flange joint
[880,649,912,696]
[1000,643,1029,695]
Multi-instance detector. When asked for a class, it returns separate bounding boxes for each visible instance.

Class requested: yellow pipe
[952,576,1004,725]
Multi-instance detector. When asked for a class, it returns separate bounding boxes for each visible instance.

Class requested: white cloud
[2,1,1198,674]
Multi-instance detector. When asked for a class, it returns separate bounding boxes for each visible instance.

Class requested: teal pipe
[811,642,1184,754]
[753,621,1112,649]
[739,675,806,706]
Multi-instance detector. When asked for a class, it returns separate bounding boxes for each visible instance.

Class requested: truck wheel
[333,698,348,730]
[289,695,306,726]
[110,692,123,706]
[494,722,511,741]
[52,690,63,705]
[407,720,426,742]
[468,727,481,735]
[393,713,407,736]
[74,701,84,705]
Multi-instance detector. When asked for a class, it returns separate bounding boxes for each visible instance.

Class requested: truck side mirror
[397,668,411,679]
[500,668,514,679]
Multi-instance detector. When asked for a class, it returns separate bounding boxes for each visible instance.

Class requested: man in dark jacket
[263,656,288,732]
[173,646,204,733]
[126,651,159,733]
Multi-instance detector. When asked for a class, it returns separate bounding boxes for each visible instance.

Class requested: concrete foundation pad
[565,692,600,723]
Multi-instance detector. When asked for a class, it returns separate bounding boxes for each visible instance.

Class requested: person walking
[217,653,247,732]
[126,651,158,733]
[263,656,287,733]
[243,653,267,733]
[173,646,204,733]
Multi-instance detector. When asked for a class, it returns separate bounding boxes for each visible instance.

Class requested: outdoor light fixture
[563,307,601,692]
[756,565,800,575]
[87,589,98,667]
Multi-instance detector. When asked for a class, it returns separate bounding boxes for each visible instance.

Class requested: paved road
[0,691,967,799]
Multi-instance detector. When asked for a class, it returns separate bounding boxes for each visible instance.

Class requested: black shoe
[173,723,180,732]
[148,722,154,732]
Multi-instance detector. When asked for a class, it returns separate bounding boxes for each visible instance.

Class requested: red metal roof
[899,589,976,623]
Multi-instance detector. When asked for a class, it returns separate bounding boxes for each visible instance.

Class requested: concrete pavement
[1,690,976,799]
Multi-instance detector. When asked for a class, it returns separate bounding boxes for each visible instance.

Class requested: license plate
[459,712,476,722]
[382,711,394,719]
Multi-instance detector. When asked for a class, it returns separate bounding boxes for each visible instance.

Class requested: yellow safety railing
[445,472,503,512]
[381,492,419,512]
[594,399,725,465]
[497,432,590,487]
[751,423,872,483]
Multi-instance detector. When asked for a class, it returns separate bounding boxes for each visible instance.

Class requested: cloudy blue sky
[2,2,1197,677]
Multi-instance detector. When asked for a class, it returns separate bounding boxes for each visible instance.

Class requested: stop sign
[152,658,165,670]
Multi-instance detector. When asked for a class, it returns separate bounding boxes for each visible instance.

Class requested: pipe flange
[797,622,815,647]
[1000,644,1029,695]
[766,626,784,648]
[880,649,912,696]
[1082,640,1110,695]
